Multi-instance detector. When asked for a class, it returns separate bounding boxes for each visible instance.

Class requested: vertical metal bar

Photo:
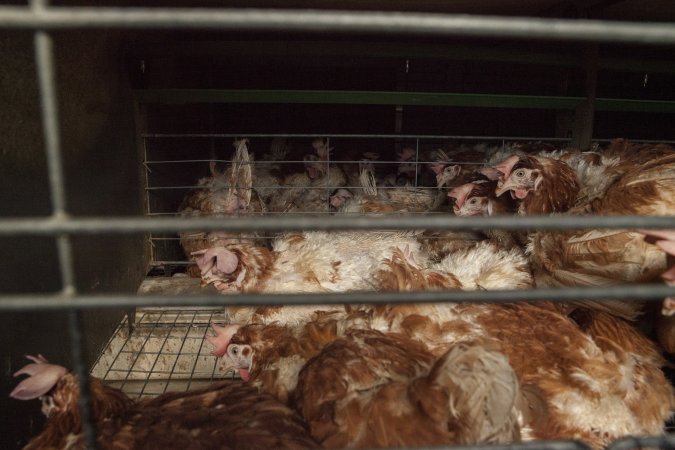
[572,44,599,150]
[31,0,95,447]
[68,311,97,448]
[413,137,420,206]
[33,26,78,292]
[184,311,202,392]
[325,136,331,208]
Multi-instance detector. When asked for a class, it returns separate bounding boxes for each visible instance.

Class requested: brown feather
[515,156,580,215]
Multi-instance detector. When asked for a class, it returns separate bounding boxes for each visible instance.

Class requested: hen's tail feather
[427,343,522,444]
[566,299,644,321]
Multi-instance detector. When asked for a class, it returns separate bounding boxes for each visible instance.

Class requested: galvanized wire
[1,285,674,311]
[31,0,95,445]
[1,214,674,235]
[6,4,675,449]
[1,7,675,46]
[140,133,675,144]
[398,442,592,450]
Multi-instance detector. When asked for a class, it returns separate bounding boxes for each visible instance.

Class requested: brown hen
[11,355,319,450]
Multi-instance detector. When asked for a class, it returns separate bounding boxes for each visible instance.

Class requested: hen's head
[219,323,288,382]
[493,155,541,200]
[303,154,325,179]
[305,139,332,179]
[432,164,462,188]
[206,323,242,357]
[449,181,496,217]
[10,355,67,402]
[330,188,353,210]
[492,155,579,214]
[221,342,254,382]
[394,147,418,185]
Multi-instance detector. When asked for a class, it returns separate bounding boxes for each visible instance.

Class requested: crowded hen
[486,141,675,320]
[178,139,266,277]
[11,355,319,450]
[214,295,673,449]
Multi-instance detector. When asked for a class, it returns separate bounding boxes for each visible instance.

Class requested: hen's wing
[293,329,521,448]
[106,381,318,450]
[528,228,666,320]
[292,329,439,448]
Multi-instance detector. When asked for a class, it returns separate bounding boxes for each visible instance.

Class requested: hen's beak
[219,351,253,381]
[494,179,513,197]
[495,178,529,199]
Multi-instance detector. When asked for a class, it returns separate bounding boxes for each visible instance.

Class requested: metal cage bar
[1,7,675,46]
[1,286,675,311]
[1,214,674,235]
[5,2,675,450]
[30,0,97,446]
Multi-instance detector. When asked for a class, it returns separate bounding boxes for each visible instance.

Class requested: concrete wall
[0,30,146,448]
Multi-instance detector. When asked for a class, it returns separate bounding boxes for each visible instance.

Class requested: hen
[11,355,319,450]
[489,143,675,320]
[525,152,675,319]
[447,180,520,250]
[178,139,267,277]
[215,309,523,449]
[493,153,581,215]
[196,229,430,351]
[370,299,673,448]
[637,229,675,353]
[448,179,516,218]
[335,162,438,214]
[293,330,522,448]
[216,296,673,449]
[267,138,347,213]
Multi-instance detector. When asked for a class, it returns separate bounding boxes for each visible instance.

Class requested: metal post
[572,44,599,149]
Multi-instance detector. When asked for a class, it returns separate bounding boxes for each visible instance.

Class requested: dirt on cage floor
[91,305,235,400]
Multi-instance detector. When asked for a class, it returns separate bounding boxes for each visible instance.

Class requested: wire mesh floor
[91,307,233,400]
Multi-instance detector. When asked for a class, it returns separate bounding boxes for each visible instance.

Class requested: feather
[13,356,319,450]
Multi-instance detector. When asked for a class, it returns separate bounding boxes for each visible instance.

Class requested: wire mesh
[5,2,675,450]
[92,309,233,400]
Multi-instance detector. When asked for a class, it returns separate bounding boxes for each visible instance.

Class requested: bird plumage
[11,356,320,450]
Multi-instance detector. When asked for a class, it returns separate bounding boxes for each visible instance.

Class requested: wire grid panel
[91,308,235,400]
[7,4,675,450]
[142,133,568,268]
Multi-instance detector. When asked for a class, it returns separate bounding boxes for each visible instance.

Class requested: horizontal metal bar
[136,89,582,108]
[1,285,673,311]
[144,159,484,166]
[409,442,592,450]
[141,133,675,145]
[2,7,675,46]
[141,133,573,141]
[608,435,675,450]
[129,40,675,75]
[149,261,191,265]
[135,89,675,113]
[1,215,674,235]
[146,184,452,191]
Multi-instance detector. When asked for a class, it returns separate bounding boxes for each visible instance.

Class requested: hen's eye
[515,170,525,177]
[469,198,478,205]
[231,346,238,355]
